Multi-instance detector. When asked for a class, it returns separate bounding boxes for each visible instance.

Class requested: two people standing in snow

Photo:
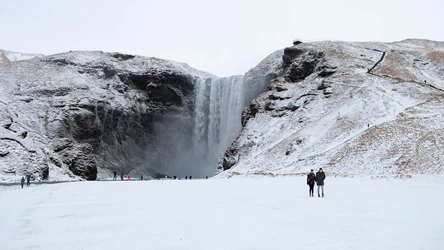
[20,175,30,188]
[307,168,326,197]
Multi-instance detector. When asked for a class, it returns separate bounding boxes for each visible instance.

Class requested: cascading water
[146,75,266,178]
[192,76,246,176]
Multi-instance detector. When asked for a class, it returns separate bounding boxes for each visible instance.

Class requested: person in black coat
[307,170,316,197]
[315,168,326,197]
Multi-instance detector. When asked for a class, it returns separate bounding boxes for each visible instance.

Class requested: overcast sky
[1,0,443,76]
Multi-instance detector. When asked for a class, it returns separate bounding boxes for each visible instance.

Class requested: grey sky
[1,0,443,76]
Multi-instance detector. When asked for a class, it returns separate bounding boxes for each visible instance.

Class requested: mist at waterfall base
[145,75,265,178]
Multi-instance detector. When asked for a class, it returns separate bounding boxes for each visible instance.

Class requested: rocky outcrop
[0,51,212,182]
[237,45,327,129]
[242,50,284,105]
[218,40,444,176]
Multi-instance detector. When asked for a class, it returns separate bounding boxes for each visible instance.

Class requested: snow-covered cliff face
[219,39,444,177]
[0,51,202,181]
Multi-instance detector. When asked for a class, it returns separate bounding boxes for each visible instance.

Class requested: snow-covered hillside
[219,39,444,177]
[0,49,43,63]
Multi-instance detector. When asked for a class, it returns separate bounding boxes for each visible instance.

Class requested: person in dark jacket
[113,171,117,181]
[307,170,316,197]
[315,168,326,197]
[20,177,25,189]
[120,172,124,181]
[26,175,30,187]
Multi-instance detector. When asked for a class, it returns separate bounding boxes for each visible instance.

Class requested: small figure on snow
[121,172,124,181]
[307,170,316,197]
[113,171,117,181]
[26,175,31,187]
[20,177,25,189]
[140,176,143,181]
[128,175,131,181]
[185,176,188,180]
[315,168,326,197]
[189,176,192,180]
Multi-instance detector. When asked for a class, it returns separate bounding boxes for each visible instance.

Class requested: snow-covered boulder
[219,39,444,177]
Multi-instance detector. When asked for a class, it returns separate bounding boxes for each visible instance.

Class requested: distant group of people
[173,176,193,180]
[20,175,31,189]
[307,168,326,197]
[172,176,209,180]
[113,171,133,181]
[112,170,209,181]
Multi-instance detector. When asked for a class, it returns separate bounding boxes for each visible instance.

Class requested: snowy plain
[1,176,443,250]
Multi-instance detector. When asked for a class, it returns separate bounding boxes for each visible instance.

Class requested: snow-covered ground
[1,176,443,249]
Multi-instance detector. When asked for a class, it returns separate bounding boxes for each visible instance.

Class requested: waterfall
[192,76,245,176]
[146,75,265,178]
